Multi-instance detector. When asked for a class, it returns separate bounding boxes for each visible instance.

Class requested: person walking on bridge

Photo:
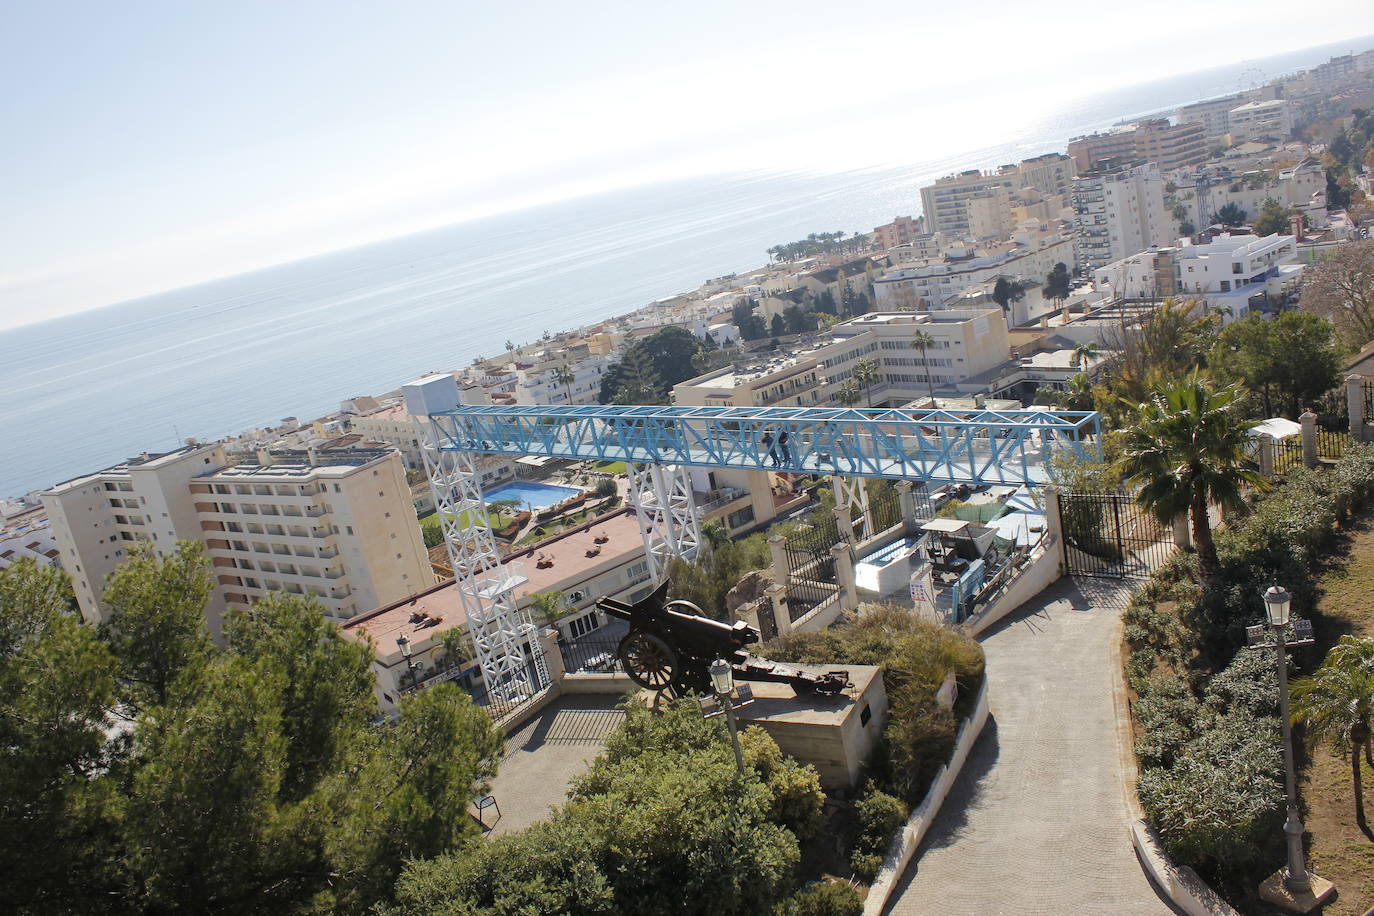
[762,430,779,467]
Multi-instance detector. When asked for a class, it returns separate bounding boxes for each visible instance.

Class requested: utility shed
[736,663,887,790]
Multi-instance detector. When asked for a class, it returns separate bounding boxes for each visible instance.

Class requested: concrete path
[479,694,624,836]
[884,577,1178,915]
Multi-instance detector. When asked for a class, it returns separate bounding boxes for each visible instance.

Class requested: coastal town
[8,41,1374,916]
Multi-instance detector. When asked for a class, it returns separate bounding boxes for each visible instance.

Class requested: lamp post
[396,634,423,693]
[1246,585,1330,909]
[709,658,746,776]
[1267,586,1310,896]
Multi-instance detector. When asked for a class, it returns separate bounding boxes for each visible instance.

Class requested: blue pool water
[485,481,582,511]
[858,536,923,570]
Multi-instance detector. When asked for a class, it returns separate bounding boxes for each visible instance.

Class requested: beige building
[919,170,1015,238]
[348,402,423,468]
[343,507,655,709]
[44,444,431,635]
[1227,99,1294,143]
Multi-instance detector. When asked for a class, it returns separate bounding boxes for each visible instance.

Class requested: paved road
[884,577,1177,915]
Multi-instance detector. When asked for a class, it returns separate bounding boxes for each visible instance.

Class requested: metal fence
[559,637,623,674]
[1273,436,1305,474]
[783,514,842,622]
[1060,491,1173,579]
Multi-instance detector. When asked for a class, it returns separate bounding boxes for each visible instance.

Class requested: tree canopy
[1209,311,1342,418]
[599,326,704,403]
[0,546,503,915]
[388,697,825,916]
[1251,197,1296,237]
[1044,262,1072,304]
[1300,239,1374,348]
[731,298,768,341]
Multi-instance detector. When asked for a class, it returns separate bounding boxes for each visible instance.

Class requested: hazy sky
[2,1,1371,331]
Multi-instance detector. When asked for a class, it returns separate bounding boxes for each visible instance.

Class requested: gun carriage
[597,581,851,699]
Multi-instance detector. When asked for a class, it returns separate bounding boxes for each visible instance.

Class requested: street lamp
[1246,585,1332,910]
[396,634,423,692]
[709,658,746,776]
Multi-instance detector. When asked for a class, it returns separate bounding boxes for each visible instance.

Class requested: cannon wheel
[618,631,679,690]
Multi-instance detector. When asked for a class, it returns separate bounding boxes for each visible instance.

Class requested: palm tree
[700,520,730,551]
[852,358,881,408]
[836,379,862,408]
[553,363,575,404]
[1058,373,1096,412]
[1291,636,1374,832]
[911,329,936,400]
[1115,371,1265,581]
[1072,342,1099,371]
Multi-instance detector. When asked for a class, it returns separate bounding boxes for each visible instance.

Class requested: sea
[0,39,1365,498]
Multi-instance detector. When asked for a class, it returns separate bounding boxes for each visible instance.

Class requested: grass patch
[595,460,628,474]
[418,508,493,534]
[1301,512,1374,916]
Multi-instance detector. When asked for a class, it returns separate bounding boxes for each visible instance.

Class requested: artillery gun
[597,581,851,699]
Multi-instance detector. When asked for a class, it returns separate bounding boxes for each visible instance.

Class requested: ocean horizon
[1,38,1365,499]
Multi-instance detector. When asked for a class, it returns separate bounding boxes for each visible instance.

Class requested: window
[626,561,649,581]
[568,612,600,639]
[346,526,353,535]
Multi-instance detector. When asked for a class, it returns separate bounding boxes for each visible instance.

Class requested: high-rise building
[919,171,1014,237]
[1071,162,1172,271]
[44,444,432,634]
[1068,120,1207,172]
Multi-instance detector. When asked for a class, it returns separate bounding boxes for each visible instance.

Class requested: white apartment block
[44,444,431,634]
[1093,232,1302,320]
[1227,99,1294,143]
[999,152,1077,198]
[1171,158,1327,232]
[1071,162,1172,271]
[512,349,610,406]
[0,507,61,571]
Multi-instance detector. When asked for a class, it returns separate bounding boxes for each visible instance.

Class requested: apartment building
[872,215,925,250]
[1177,93,1245,144]
[1092,232,1302,319]
[1227,100,1294,143]
[872,229,1075,313]
[811,310,1011,405]
[919,170,1015,237]
[0,505,61,571]
[349,402,422,468]
[1071,161,1172,271]
[1171,158,1327,232]
[998,152,1077,198]
[1068,120,1207,172]
[44,444,431,634]
[511,345,610,405]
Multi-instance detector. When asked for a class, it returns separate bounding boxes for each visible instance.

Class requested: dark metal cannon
[597,581,851,698]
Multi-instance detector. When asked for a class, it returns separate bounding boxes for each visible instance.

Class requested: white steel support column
[833,476,872,542]
[626,462,702,581]
[405,377,547,703]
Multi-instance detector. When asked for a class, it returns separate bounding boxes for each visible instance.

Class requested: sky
[2,1,1372,332]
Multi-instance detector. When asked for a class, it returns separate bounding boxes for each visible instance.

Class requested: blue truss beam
[424,404,1102,487]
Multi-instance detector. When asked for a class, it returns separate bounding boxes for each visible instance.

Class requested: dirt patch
[1301,514,1374,916]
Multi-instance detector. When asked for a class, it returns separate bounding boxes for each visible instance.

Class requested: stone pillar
[1042,485,1068,575]
[538,627,566,690]
[1258,435,1275,477]
[895,480,918,535]
[768,535,790,587]
[766,582,792,638]
[831,543,858,611]
[1300,409,1318,468]
[833,503,856,546]
[1347,374,1365,443]
[1172,515,1191,551]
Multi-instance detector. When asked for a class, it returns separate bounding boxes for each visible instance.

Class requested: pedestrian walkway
[884,577,1178,915]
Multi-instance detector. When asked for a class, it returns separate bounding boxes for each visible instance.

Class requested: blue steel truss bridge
[402,374,1101,703]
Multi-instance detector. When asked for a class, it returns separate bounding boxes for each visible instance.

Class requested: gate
[782,514,842,622]
[1060,491,1173,579]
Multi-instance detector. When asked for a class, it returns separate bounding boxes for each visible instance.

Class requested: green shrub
[594,478,617,498]
[848,852,884,883]
[765,605,984,804]
[776,881,863,916]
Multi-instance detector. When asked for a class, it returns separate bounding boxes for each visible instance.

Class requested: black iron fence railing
[559,637,623,673]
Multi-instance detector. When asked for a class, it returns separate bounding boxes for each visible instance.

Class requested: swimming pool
[484,481,583,511]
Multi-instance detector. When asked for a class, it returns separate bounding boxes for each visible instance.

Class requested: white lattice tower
[833,475,873,542]
[625,462,702,581]
[404,377,547,702]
